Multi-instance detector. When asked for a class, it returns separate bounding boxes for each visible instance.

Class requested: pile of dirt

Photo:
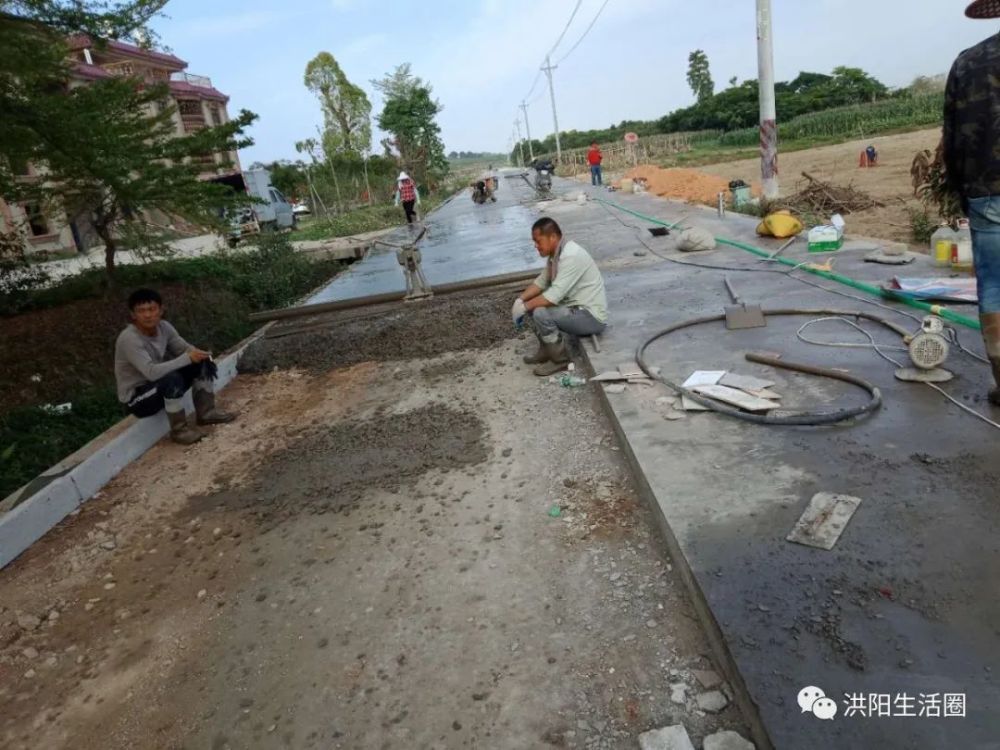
[189,403,489,524]
[240,289,519,373]
[784,172,884,216]
[622,165,760,205]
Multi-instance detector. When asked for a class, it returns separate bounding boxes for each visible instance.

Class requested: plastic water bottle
[560,363,586,388]
[930,222,955,268]
[952,218,973,272]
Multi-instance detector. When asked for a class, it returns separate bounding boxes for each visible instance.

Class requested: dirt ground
[698,128,942,245]
[0,299,751,749]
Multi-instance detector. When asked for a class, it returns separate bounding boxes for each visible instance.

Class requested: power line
[555,0,611,64]
[521,0,583,102]
[548,0,584,57]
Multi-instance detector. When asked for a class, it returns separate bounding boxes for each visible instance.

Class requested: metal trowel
[723,277,766,330]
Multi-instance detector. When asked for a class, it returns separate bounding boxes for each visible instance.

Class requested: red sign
[624,132,638,143]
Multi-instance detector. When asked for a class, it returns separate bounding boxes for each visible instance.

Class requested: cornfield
[717,94,944,148]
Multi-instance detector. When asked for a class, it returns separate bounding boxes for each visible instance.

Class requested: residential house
[0,35,242,257]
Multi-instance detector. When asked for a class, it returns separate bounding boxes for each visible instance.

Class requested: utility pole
[541,55,562,162]
[756,0,778,199]
[514,118,525,167]
[519,101,535,161]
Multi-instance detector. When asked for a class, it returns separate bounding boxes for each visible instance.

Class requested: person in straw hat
[393,171,421,224]
[944,0,1000,405]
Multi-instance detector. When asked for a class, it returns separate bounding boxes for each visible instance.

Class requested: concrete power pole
[756,0,779,199]
[519,101,535,161]
[541,55,562,162]
[514,119,525,167]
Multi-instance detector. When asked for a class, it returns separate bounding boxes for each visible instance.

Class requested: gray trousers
[530,305,606,344]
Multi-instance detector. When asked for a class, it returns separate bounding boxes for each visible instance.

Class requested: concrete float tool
[723,277,766,330]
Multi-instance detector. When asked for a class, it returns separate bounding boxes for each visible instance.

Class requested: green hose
[595,197,981,332]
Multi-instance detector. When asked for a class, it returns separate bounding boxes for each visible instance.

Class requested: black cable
[635,308,911,426]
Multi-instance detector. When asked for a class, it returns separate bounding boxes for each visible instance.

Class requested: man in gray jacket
[512,217,608,376]
[114,288,235,444]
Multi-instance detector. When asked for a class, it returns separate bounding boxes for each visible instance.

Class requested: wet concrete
[239,288,519,373]
[304,184,544,305]
[541,183,1000,749]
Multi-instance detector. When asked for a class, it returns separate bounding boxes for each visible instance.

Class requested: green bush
[716,94,944,147]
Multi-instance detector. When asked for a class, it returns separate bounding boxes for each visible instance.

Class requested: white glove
[511,298,527,326]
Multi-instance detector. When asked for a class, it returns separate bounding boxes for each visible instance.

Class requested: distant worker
[394,171,421,224]
[511,217,608,376]
[114,288,236,445]
[943,0,1000,405]
[587,141,603,186]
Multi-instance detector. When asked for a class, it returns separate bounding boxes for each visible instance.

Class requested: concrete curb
[577,346,774,750]
[0,343,247,570]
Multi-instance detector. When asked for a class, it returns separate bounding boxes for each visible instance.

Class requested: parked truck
[243,168,294,230]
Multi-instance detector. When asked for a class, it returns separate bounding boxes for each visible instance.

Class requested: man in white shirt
[512,217,608,376]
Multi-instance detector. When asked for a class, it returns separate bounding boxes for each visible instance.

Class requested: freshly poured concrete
[537,182,1000,749]
[305,186,544,305]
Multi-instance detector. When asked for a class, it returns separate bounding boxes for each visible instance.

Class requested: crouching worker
[114,288,236,445]
[512,217,608,376]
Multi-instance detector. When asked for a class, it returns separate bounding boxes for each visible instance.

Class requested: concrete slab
[537,181,1000,748]
[304,184,548,305]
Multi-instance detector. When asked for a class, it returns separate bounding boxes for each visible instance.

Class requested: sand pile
[622,165,760,205]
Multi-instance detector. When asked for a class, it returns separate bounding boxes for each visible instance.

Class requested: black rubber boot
[523,342,550,365]
[981,313,1000,406]
[193,390,237,426]
[533,341,570,377]
[167,410,203,445]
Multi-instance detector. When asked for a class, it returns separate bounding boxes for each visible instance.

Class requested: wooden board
[691,385,777,412]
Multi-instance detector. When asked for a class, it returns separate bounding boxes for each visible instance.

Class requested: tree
[374,65,448,187]
[303,52,371,156]
[0,2,257,277]
[0,1,169,196]
[33,75,256,275]
[686,49,714,102]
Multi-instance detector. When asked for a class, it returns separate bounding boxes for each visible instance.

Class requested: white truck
[242,168,294,230]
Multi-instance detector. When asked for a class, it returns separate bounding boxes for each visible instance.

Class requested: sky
[151,0,996,166]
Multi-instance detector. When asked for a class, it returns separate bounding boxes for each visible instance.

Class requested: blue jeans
[967,196,1000,314]
[531,305,606,344]
[590,165,602,186]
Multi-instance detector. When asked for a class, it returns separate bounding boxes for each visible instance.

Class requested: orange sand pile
[621,165,760,205]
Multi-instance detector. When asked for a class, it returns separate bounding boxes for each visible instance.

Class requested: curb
[0,337,252,570]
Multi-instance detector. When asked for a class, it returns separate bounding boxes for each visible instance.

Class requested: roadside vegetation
[513,57,945,169]
[0,233,344,500]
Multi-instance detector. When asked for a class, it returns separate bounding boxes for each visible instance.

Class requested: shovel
[723,277,766,330]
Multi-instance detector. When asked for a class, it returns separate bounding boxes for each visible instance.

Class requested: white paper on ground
[719,372,775,391]
[691,384,777,412]
[681,395,710,411]
[682,370,726,388]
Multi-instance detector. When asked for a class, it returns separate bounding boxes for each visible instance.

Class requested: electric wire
[547,0,584,57]
[555,0,612,65]
[595,198,991,365]
[793,317,1000,431]
[591,197,999,429]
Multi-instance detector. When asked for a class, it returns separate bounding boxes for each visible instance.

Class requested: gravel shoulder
[0,320,749,749]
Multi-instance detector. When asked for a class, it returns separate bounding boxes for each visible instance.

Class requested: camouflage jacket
[944,32,1000,200]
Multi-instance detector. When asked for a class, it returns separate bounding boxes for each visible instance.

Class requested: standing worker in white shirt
[512,217,608,376]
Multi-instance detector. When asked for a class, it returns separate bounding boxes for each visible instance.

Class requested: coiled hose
[636,308,912,426]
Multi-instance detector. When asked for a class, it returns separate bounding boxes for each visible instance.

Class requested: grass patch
[291,196,445,242]
[0,232,345,499]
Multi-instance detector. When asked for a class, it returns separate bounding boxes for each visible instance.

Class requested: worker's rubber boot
[523,341,550,365]
[981,312,1000,406]
[533,340,571,377]
[167,409,204,445]
[193,389,237,426]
